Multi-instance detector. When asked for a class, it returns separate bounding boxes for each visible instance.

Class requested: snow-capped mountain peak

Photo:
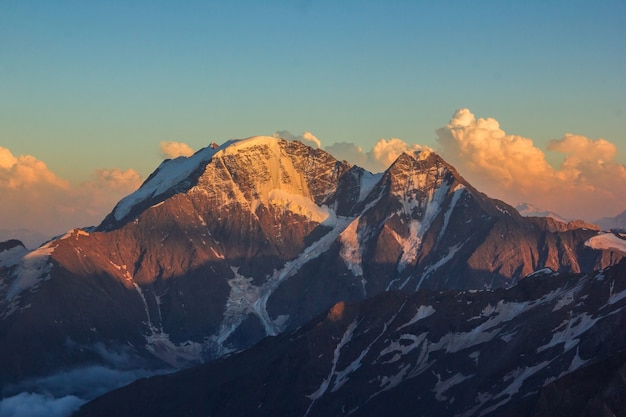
[107,144,221,224]
[402,148,433,161]
[2,137,623,412]
[101,136,360,230]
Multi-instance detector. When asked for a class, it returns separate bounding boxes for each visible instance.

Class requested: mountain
[596,209,626,231]
[1,136,623,405]
[75,259,626,417]
[515,202,568,223]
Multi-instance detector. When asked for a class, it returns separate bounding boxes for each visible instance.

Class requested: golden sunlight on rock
[327,301,345,322]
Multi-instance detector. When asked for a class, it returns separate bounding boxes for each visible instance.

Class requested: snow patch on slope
[114,262,203,367]
[112,144,223,221]
[433,372,471,402]
[439,185,465,241]
[304,320,357,416]
[210,216,355,356]
[394,172,453,277]
[358,172,382,203]
[5,239,57,300]
[268,190,335,225]
[397,305,436,330]
[585,232,626,253]
[1,231,88,317]
[209,268,262,351]
[537,312,600,353]
[339,218,364,278]
[0,244,29,269]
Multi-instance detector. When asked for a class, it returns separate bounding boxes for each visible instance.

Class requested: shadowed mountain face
[0,136,623,393]
[75,260,626,417]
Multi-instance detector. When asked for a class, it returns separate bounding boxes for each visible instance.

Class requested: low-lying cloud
[0,341,167,417]
[0,365,162,417]
[0,392,83,417]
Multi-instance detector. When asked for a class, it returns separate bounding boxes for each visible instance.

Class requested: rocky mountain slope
[1,136,623,400]
[76,259,626,417]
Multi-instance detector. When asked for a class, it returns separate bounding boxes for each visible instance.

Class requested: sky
[1,0,625,241]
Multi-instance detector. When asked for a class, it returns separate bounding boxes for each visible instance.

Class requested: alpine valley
[1,137,625,416]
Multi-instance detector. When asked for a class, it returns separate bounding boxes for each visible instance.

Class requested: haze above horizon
[1,0,625,236]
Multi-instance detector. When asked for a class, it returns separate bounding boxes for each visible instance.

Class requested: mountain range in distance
[1,136,625,417]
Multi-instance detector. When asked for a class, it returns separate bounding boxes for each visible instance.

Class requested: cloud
[436,108,626,221]
[273,130,432,172]
[0,147,69,191]
[273,131,321,149]
[0,147,18,168]
[0,363,165,417]
[324,142,368,166]
[325,138,430,173]
[0,147,143,237]
[63,168,143,219]
[369,138,430,172]
[547,134,622,184]
[160,141,195,159]
[0,392,84,417]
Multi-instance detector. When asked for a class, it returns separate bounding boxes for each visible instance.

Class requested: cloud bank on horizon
[1,113,624,243]
[0,146,141,240]
[436,109,626,222]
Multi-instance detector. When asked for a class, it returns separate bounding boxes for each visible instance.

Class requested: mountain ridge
[75,259,626,417]
[1,136,623,407]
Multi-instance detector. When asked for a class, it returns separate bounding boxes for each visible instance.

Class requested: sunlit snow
[585,232,626,253]
[397,305,436,330]
[113,145,221,221]
[5,240,57,300]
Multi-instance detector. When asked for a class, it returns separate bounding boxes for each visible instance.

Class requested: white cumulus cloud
[275,130,432,172]
[0,147,69,191]
[325,138,430,173]
[273,131,322,149]
[0,147,143,238]
[436,108,626,221]
[369,138,430,172]
[159,141,195,159]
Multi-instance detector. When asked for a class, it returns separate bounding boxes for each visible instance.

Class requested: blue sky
[1,1,625,235]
